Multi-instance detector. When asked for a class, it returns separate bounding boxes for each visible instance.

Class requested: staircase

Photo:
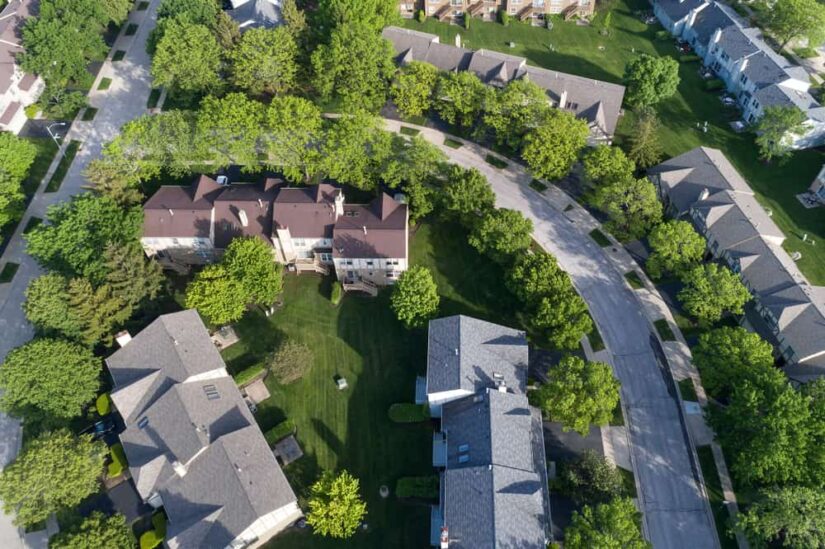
[343,279,379,297]
[517,5,535,21]
[466,1,485,17]
[561,4,580,20]
[434,4,451,21]
[294,258,329,275]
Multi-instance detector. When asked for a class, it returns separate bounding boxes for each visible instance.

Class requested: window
[344,210,359,217]
[319,252,332,262]
[293,238,306,247]
[366,260,374,266]
[346,260,353,266]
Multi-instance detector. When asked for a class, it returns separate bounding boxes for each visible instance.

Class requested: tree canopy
[693,327,775,399]
[440,166,495,225]
[627,108,663,169]
[391,265,440,328]
[558,450,626,505]
[760,0,825,48]
[264,95,324,183]
[678,263,751,324]
[522,110,590,181]
[754,106,807,163]
[0,134,37,230]
[0,430,105,527]
[185,264,247,325]
[49,512,135,549]
[229,27,298,96]
[434,71,488,128]
[484,79,553,150]
[591,176,662,241]
[195,93,265,169]
[383,135,446,222]
[103,242,165,309]
[306,470,368,539]
[151,18,222,96]
[565,498,650,549]
[270,340,314,385]
[646,220,705,279]
[737,486,825,548]
[623,54,680,108]
[468,208,533,264]
[222,236,283,307]
[321,111,392,190]
[583,146,635,185]
[316,0,399,33]
[391,61,439,119]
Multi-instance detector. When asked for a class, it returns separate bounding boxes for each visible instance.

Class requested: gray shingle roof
[654,0,707,23]
[426,316,529,396]
[689,3,736,46]
[715,26,759,61]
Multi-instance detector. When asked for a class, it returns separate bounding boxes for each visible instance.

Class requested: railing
[343,279,378,297]
[467,1,485,17]
[294,258,329,275]
[562,4,580,20]
[434,4,451,21]
[517,5,535,21]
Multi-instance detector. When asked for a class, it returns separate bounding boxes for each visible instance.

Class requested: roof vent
[362,225,367,235]
[115,331,132,348]
[454,348,459,356]
[238,209,249,227]
[168,208,174,217]
[203,384,221,400]
[699,187,710,201]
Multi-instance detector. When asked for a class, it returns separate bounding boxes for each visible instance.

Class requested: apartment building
[0,0,45,134]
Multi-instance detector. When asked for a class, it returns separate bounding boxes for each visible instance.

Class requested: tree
[321,111,393,190]
[223,236,283,306]
[0,339,100,421]
[25,194,143,284]
[623,54,680,108]
[693,327,775,399]
[306,470,367,539]
[383,135,446,223]
[678,263,751,325]
[195,93,265,169]
[264,96,324,183]
[627,108,663,169]
[804,379,825,485]
[270,340,314,384]
[754,106,807,163]
[761,0,825,48]
[184,264,247,325]
[469,208,533,264]
[533,355,619,435]
[434,71,488,128]
[99,0,132,25]
[565,498,650,549]
[282,0,308,40]
[0,430,104,527]
[529,290,594,350]
[23,274,80,339]
[157,0,220,25]
[391,265,440,328]
[229,27,298,96]
[391,61,439,118]
[582,146,635,185]
[103,242,164,309]
[558,450,625,505]
[83,159,144,207]
[709,369,811,486]
[522,110,590,180]
[212,11,240,49]
[151,19,222,96]
[737,486,825,548]
[646,220,705,279]
[440,166,495,225]
[316,0,399,33]
[311,22,396,112]
[50,512,135,549]
[0,134,37,229]
[506,252,568,302]
[483,79,553,150]
[65,278,131,346]
[591,177,662,241]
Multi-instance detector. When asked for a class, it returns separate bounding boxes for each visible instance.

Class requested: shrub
[264,419,296,446]
[499,9,510,26]
[705,78,725,91]
[331,281,343,305]
[396,475,439,498]
[416,9,426,23]
[139,513,166,549]
[107,443,128,478]
[95,393,111,416]
[655,30,670,40]
[270,340,313,384]
[234,363,266,387]
[556,450,625,504]
[24,104,39,119]
[388,403,429,423]
[680,54,700,63]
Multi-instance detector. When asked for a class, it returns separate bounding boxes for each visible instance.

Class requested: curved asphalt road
[383,120,718,549]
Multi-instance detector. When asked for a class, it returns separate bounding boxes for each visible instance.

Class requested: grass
[263,419,296,446]
[610,401,625,426]
[125,23,138,36]
[399,126,420,136]
[22,217,42,234]
[45,140,80,193]
[529,179,548,192]
[697,446,738,549]
[624,270,644,289]
[137,0,149,9]
[589,228,611,247]
[0,262,20,283]
[619,467,637,498]
[81,107,98,121]
[147,88,161,109]
[403,0,825,285]
[678,378,698,402]
[388,403,429,423]
[485,154,508,169]
[792,46,818,59]
[395,475,439,499]
[97,77,112,91]
[112,50,126,62]
[587,319,605,352]
[444,137,463,149]
[653,318,676,341]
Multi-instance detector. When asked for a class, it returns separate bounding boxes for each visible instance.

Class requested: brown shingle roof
[333,194,407,258]
[272,183,339,239]
[213,180,281,248]
[143,176,220,239]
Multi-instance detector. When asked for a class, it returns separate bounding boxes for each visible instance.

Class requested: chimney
[334,191,344,219]
[115,331,132,348]
[699,188,710,201]
[712,28,722,44]
[440,527,449,549]
[362,225,367,235]
[172,460,187,477]
[168,208,174,217]
[238,209,249,227]
[558,89,568,109]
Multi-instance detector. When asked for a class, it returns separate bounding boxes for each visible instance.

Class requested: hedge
[264,419,296,446]
[139,513,166,549]
[96,393,111,416]
[396,475,439,499]
[331,281,343,305]
[679,54,700,63]
[388,403,429,423]
[107,443,128,478]
[234,363,266,387]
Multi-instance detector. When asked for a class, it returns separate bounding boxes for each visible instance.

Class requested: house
[382,26,626,142]
[107,310,302,548]
[651,0,825,148]
[225,0,281,29]
[398,0,592,23]
[425,315,550,548]
[141,176,409,290]
[0,0,45,134]
[649,147,825,382]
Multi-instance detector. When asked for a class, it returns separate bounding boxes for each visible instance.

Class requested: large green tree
[321,111,393,190]
[583,146,635,185]
[185,264,247,325]
[440,166,495,225]
[533,355,620,435]
[761,0,825,48]
[65,278,130,346]
[591,177,662,241]
[316,0,399,32]
[391,265,440,328]
[157,0,220,25]
[84,159,144,207]
[229,27,298,96]
[678,263,751,324]
[0,134,37,229]
[468,208,533,264]
[306,470,368,539]
[754,106,807,163]
[383,135,446,223]
[391,61,439,119]
[483,79,552,150]
[623,54,680,108]
[506,252,569,303]
[693,327,775,399]
[737,486,825,548]
[223,236,283,307]
[195,93,265,169]
[23,274,80,340]
[627,108,664,169]
[565,498,650,549]
[646,220,706,279]
[103,242,165,309]
[49,512,135,549]
[311,22,396,112]
[434,71,488,128]
[25,194,143,284]
[0,339,100,421]
[558,450,626,505]
[264,96,323,183]
[0,430,105,527]
[522,110,590,180]
[151,19,222,96]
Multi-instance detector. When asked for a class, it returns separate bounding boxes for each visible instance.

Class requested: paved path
[384,120,720,548]
[0,1,160,545]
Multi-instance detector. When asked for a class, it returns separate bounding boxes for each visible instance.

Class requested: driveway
[384,120,719,549]
[0,0,161,544]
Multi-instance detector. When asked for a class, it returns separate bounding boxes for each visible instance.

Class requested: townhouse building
[399,0,593,24]
[0,0,45,134]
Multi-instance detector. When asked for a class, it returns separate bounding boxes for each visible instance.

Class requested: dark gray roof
[689,3,736,45]
[742,52,788,89]
[226,0,280,29]
[439,390,549,548]
[715,26,759,61]
[426,316,529,395]
[654,0,707,23]
[692,190,783,251]
[0,0,37,95]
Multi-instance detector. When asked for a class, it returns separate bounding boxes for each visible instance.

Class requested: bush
[24,104,39,119]
[388,403,429,423]
[270,340,313,384]
[705,78,725,91]
[679,54,700,63]
[139,513,166,549]
[396,476,439,499]
[95,393,111,416]
[264,419,296,446]
[556,450,625,505]
[107,443,128,478]
[499,9,510,26]
[331,281,343,306]
[416,9,426,23]
[655,30,671,40]
[234,363,266,387]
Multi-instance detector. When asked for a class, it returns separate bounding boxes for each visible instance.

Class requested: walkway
[383,119,720,549]
[0,1,161,545]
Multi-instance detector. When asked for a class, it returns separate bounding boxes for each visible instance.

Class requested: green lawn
[402,1,825,283]
[678,378,698,402]
[45,140,80,193]
[654,318,676,341]
[697,446,738,549]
